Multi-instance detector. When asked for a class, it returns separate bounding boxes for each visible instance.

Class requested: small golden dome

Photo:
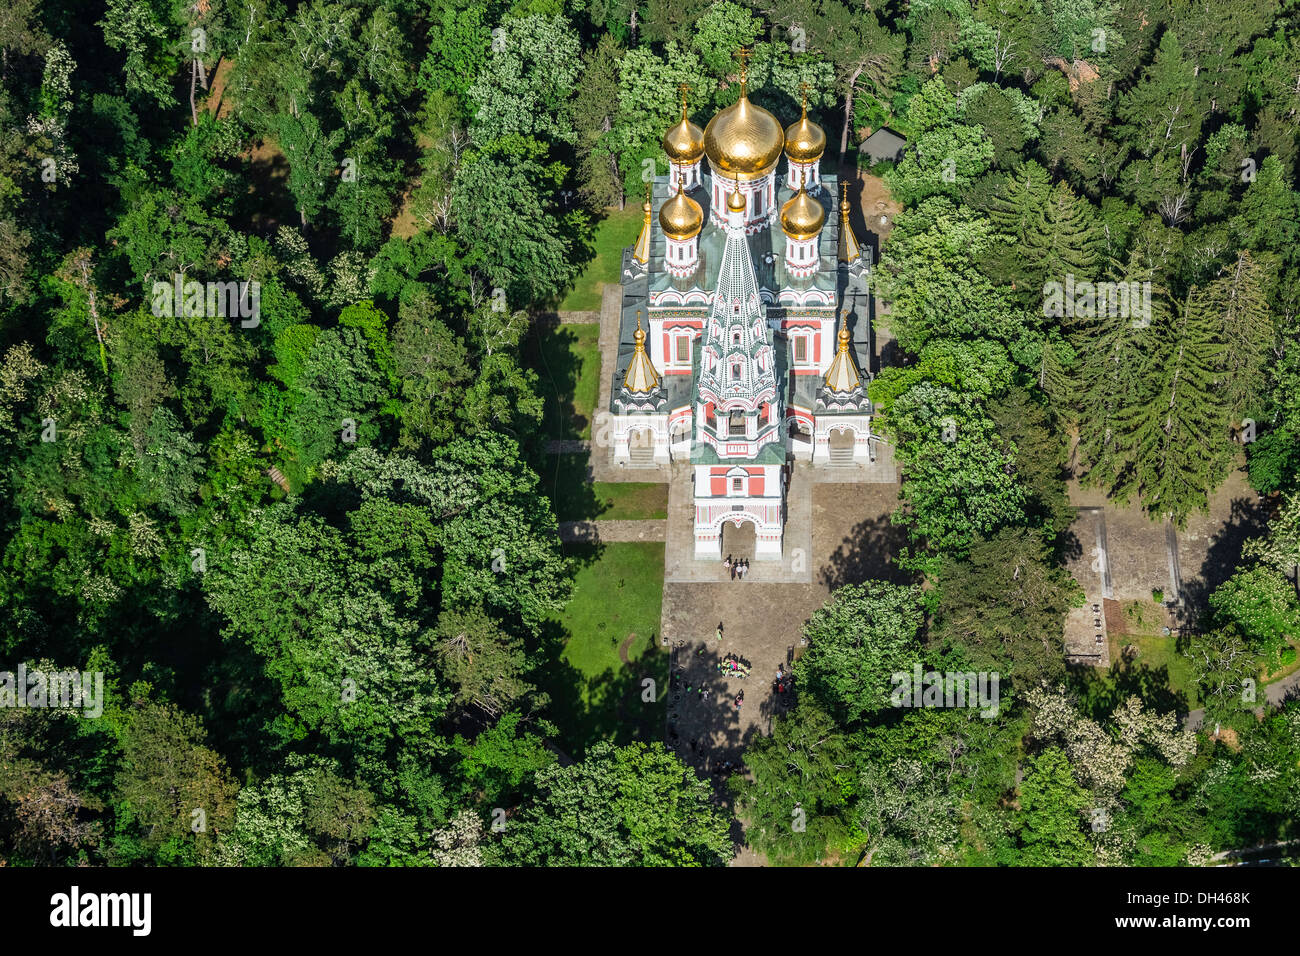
[727,185,746,213]
[663,103,705,164]
[659,182,703,240]
[784,100,826,163]
[780,177,825,241]
[704,82,785,182]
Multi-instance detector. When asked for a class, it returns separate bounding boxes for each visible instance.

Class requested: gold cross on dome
[678,82,691,112]
[799,81,810,109]
[735,47,752,84]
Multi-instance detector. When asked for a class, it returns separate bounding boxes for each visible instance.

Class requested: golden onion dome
[780,177,825,241]
[659,182,703,240]
[663,103,705,164]
[727,184,747,213]
[784,101,826,163]
[703,82,785,182]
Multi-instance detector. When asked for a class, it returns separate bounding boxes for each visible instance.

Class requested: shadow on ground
[818,511,913,590]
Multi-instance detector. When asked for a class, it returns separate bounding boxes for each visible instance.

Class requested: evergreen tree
[1126,286,1230,524]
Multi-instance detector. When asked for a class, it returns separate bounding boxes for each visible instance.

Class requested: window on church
[731,364,741,381]
[732,477,743,493]
[794,336,807,363]
[729,412,744,436]
[675,336,689,363]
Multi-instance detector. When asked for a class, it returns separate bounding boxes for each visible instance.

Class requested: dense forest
[0,0,1298,867]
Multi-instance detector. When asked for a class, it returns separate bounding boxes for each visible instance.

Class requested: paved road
[1185,668,1300,730]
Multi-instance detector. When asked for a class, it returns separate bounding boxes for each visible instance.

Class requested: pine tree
[1116,31,1204,161]
[984,162,1102,296]
[1127,287,1231,525]
[1039,180,1104,285]
[1070,274,1165,500]
[1204,250,1275,424]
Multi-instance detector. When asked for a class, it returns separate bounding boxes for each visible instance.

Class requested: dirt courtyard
[660,481,903,774]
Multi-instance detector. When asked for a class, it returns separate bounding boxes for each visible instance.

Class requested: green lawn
[558,206,643,311]
[1077,600,1201,715]
[526,323,601,441]
[1121,632,1198,707]
[543,454,667,520]
[1084,601,1199,711]
[537,542,666,753]
[1259,640,1300,684]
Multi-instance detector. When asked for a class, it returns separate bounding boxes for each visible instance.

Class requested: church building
[611,61,873,561]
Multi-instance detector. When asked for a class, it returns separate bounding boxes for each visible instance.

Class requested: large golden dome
[780,178,825,241]
[704,83,785,182]
[663,103,705,164]
[784,101,826,163]
[660,182,703,240]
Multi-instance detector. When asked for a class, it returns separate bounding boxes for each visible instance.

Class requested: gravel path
[557,519,667,543]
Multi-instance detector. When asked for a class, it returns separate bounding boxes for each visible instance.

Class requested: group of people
[717,655,750,679]
[723,555,751,580]
[774,663,794,695]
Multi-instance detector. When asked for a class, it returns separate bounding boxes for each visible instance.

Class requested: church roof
[645,173,843,300]
[611,174,874,420]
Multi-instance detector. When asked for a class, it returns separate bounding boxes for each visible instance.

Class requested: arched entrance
[828,426,856,464]
[720,517,756,562]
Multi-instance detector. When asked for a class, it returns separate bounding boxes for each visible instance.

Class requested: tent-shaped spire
[696,173,780,434]
[623,310,660,394]
[823,323,862,395]
[838,180,862,265]
[632,183,653,265]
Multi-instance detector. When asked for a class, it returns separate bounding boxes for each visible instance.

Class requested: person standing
[716,622,723,642]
